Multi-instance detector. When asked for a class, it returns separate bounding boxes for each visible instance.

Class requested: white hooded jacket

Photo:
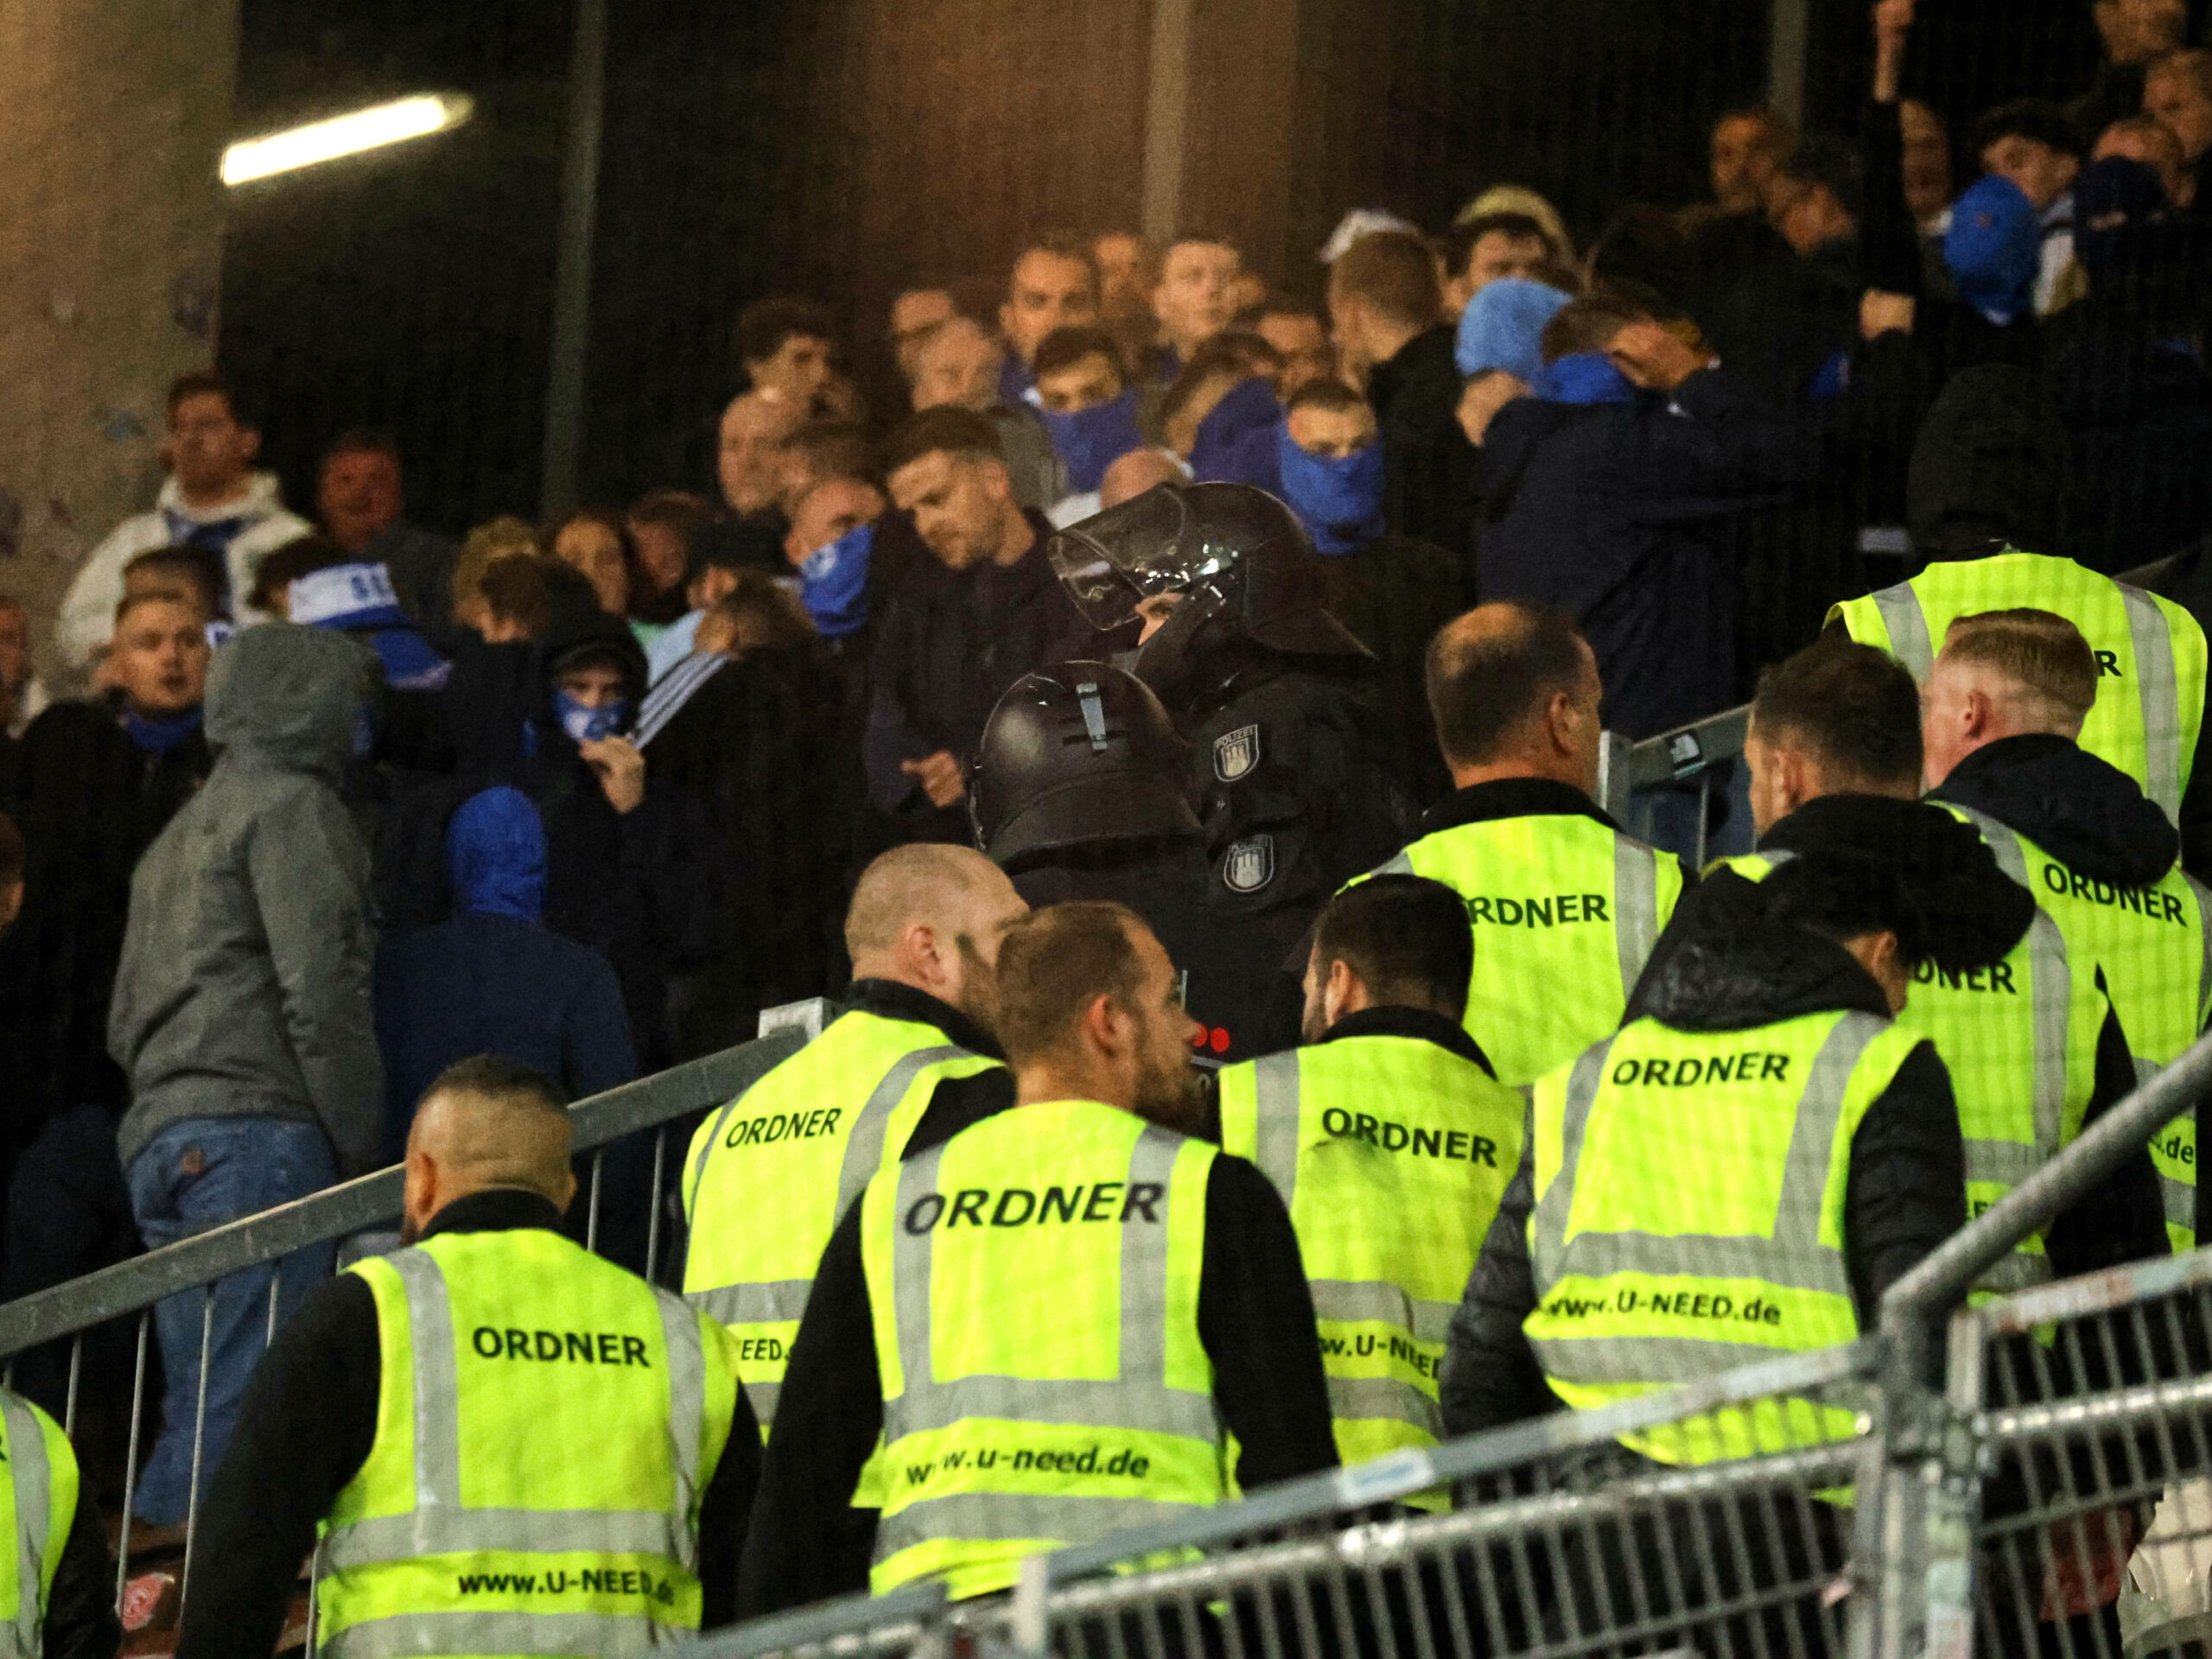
[57,471,310,669]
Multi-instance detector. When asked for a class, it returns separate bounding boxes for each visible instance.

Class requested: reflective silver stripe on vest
[880,1126,1211,1566]
[1326,1376,1442,1437]
[2122,583,2183,820]
[1873,584,1935,677]
[1612,839,1662,999]
[1247,1051,1303,1210]
[319,1249,698,1579]
[1947,806,2028,887]
[2194,879,2212,1030]
[320,1609,682,1659]
[2161,1168,2196,1230]
[874,1492,1205,1560]
[318,1508,688,1573]
[1524,1332,1807,1382]
[655,1290,706,1563]
[2,1396,50,1656]
[836,1047,969,1220]
[1370,851,1415,879]
[1530,1014,1882,1311]
[1529,1039,1618,1283]
[686,1281,812,1327]
[880,1375,1217,1441]
[1308,1281,1457,1346]
[1930,807,2072,1256]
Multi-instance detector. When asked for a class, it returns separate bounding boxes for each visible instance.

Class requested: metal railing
[0,1022,808,1624]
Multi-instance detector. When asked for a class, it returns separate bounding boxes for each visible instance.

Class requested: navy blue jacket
[372,786,635,1157]
[1475,367,1826,739]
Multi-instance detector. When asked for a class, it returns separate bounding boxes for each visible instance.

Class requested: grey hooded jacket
[111,625,385,1174]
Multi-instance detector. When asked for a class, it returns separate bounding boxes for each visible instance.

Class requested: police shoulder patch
[1222,834,1275,894]
[1213,724,1261,783]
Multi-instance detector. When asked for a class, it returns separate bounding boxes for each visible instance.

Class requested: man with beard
[174,1058,759,1659]
[683,846,1027,1437]
[741,901,1338,1614]
[868,410,1095,844]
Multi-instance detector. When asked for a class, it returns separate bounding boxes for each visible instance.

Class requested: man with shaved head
[178,1057,759,1659]
[683,845,1027,1434]
[1355,602,1688,1086]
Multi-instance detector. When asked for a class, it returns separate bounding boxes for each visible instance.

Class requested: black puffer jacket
[1440,886,1965,1439]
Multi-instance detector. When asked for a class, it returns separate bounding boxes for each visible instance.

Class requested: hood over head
[1758,794,2038,972]
[204,621,378,779]
[445,785,548,922]
[535,605,649,728]
[1929,733,2178,887]
[1906,365,2068,560]
[1636,808,2031,1031]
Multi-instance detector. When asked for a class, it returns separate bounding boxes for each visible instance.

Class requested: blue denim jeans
[124,1116,336,1526]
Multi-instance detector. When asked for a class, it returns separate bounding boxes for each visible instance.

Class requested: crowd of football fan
[2,2,2212,1655]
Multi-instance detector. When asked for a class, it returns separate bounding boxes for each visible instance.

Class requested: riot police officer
[970,662,1309,1061]
[1048,482,1418,924]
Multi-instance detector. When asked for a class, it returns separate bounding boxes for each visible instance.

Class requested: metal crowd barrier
[692,1033,2212,1659]
[0,1024,808,1626]
[1596,704,1751,867]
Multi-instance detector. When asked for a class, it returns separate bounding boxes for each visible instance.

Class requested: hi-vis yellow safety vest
[316,1229,741,1659]
[683,1009,1001,1431]
[1716,846,2102,1299]
[1945,802,2212,1251]
[1526,1011,1926,1464]
[1829,550,2208,823]
[0,1393,77,1659]
[1361,814,1684,1086]
[1217,1031,1522,1506]
[860,1101,1226,1600]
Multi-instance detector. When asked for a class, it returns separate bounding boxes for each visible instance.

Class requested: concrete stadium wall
[0,0,239,692]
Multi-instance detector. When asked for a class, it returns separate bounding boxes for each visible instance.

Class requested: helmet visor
[1046,486,1221,631]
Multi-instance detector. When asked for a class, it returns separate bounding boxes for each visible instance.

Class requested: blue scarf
[1535,353,1636,406]
[122,705,204,754]
[1039,391,1145,493]
[160,512,248,615]
[1276,429,1386,555]
[799,523,874,639]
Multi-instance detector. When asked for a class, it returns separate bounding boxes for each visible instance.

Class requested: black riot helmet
[969,662,1201,869]
[1047,482,1370,699]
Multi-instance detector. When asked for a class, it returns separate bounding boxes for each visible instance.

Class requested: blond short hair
[1941,608,2098,725]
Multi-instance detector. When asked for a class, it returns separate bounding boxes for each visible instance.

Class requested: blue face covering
[799,523,874,639]
[1039,391,1145,493]
[121,705,204,755]
[556,692,627,744]
[1535,353,1637,406]
[1276,429,1386,556]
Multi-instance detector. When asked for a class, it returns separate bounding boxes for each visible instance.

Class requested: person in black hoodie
[1440,844,1974,1655]
[1919,607,2209,1246]
[1443,820,2007,1446]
